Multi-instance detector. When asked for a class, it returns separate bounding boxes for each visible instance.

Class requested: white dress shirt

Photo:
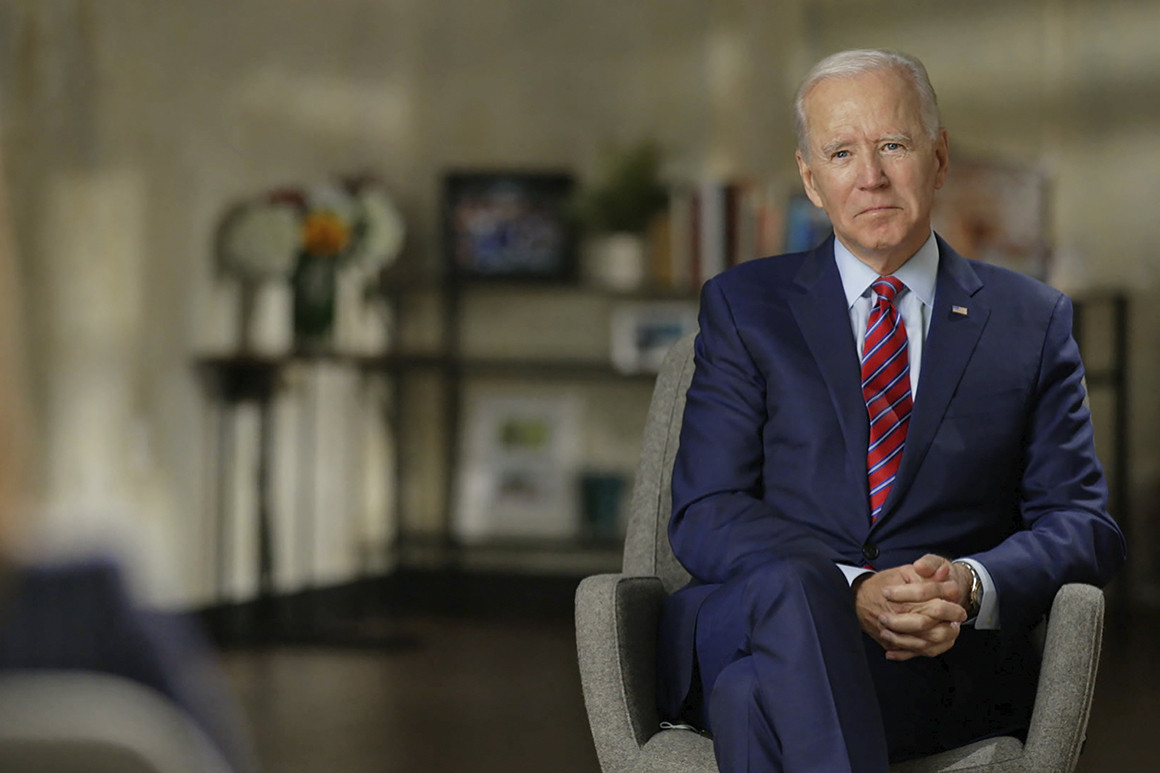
[831,234,999,629]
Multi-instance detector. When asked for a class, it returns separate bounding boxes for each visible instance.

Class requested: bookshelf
[382,271,700,575]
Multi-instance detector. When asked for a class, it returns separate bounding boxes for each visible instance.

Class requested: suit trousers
[666,554,1038,773]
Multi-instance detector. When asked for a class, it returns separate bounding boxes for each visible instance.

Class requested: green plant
[575,141,669,234]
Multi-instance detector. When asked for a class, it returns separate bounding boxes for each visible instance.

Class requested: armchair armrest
[0,670,236,773]
[576,574,667,773]
[1022,583,1105,772]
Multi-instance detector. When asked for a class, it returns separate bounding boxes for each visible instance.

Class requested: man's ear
[795,150,825,209]
[933,129,950,190]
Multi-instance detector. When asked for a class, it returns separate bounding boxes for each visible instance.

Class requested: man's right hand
[853,554,967,661]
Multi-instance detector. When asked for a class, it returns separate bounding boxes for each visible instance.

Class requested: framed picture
[610,302,699,374]
[443,171,577,281]
[931,159,1050,280]
[454,395,582,541]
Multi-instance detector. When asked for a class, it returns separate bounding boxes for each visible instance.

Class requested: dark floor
[222,614,598,773]
[1081,610,1160,771]
[216,591,1160,773]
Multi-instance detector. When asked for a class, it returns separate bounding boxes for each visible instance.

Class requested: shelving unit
[379,269,699,576]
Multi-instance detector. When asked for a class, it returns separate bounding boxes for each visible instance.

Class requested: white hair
[794,49,942,158]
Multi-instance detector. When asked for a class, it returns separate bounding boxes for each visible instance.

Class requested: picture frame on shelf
[931,159,1050,280]
[454,395,582,542]
[610,301,698,374]
[443,171,578,281]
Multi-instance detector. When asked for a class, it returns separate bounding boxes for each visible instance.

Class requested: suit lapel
[786,239,869,487]
[878,238,989,519]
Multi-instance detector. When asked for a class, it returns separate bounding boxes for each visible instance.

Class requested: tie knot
[872,276,905,304]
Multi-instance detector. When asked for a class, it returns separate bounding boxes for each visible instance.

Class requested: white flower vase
[248,280,292,356]
[583,233,647,291]
[335,266,390,354]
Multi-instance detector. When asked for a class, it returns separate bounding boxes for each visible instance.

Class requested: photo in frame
[443,171,577,280]
[454,395,582,542]
[610,302,699,374]
[931,159,1050,280]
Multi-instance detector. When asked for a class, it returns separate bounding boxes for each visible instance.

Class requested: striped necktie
[862,276,912,522]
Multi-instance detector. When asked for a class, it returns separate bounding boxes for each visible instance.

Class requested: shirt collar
[834,232,939,310]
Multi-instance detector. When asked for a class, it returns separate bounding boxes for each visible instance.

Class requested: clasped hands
[853,554,973,661]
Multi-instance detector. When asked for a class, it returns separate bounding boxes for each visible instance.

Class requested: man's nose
[856,154,888,189]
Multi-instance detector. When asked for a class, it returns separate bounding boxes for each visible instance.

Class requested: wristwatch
[953,561,982,619]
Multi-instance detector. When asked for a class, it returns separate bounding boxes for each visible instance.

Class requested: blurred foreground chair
[575,332,1106,773]
[0,671,235,773]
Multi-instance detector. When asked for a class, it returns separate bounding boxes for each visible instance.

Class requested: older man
[656,49,1125,772]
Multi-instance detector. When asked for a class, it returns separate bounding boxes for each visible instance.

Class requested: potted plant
[575,141,669,290]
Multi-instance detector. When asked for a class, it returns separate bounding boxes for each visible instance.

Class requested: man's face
[795,69,949,273]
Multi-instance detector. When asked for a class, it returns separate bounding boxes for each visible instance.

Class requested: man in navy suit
[656,49,1125,772]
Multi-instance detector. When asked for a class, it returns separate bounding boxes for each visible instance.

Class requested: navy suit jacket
[659,235,1126,719]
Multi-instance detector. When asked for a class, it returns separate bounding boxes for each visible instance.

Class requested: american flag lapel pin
[952,305,969,316]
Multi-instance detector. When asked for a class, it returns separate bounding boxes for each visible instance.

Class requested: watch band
[953,561,982,618]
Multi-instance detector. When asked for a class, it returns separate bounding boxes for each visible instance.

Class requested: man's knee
[707,656,760,733]
[739,553,848,611]
[706,656,786,770]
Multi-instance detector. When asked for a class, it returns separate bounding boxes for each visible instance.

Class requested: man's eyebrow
[879,133,913,145]
[820,139,848,156]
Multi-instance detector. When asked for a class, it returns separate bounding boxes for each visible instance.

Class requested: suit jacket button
[862,543,880,561]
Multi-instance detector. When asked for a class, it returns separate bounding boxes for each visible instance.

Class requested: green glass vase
[291,252,337,352]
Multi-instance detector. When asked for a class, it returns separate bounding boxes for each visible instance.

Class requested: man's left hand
[875,554,971,661]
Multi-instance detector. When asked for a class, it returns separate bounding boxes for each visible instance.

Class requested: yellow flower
[301,210,351,256]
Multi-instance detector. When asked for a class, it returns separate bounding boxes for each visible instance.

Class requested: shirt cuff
[957,557,999,630]
[837,563,874,586]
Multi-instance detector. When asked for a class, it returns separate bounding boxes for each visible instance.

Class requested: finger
[882,610,964,636]
[881,605,964,634]
[878,623,960,654]
[908,598,968,623]
[879,630,942,654]
[882,579,959,604]
[897,594,969,623]
[872,620,959,659]
[895,561,950,587]
[912,553,948,578]
[886,641,955,661]
[881,612,963,641]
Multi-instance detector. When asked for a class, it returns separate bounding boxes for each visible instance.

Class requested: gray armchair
[0,671,237,773]
[576,332,1106,773]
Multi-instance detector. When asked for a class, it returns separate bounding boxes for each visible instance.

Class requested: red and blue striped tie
[862,277,912,522]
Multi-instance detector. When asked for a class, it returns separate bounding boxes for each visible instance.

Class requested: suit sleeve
[669,278,842,585]
[969,294,1126,630]
[108,576,257,772]
[0,557,255,771]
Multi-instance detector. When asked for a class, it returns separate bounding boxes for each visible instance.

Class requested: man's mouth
[859,205,900,216]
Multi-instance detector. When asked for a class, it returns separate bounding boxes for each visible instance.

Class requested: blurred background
[0,1,1156,770]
